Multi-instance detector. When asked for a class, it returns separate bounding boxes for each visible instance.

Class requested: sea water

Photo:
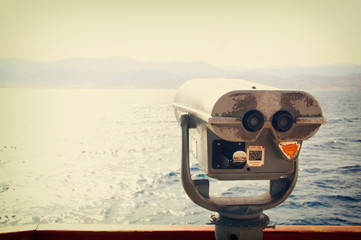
[0,88,360,226]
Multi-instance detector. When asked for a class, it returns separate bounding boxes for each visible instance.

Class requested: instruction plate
[247,146,265,167]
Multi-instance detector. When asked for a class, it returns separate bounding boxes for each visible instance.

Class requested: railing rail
[1,225,361,240]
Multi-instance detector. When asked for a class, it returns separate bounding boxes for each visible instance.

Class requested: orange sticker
[278,142,300,159]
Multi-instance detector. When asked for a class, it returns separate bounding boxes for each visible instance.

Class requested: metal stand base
[210,212,269,240]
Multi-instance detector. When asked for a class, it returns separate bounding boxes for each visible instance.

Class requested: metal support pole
[210,212,269,240]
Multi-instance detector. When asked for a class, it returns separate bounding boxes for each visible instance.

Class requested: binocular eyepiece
[236,109,296,133]
[243,110,295,133]
[242,110,264,132]
[272,110,294,132]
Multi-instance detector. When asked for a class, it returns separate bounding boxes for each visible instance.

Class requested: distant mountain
[0,57,235,88]
[0,57,360,89]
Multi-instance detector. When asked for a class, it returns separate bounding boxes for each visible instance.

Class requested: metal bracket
[180,113,299,215]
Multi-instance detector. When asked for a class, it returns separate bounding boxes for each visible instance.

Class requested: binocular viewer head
[173,78,325,181]
[173,78,325,239]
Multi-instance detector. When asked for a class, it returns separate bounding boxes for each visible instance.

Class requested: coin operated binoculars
[173,79,325,240]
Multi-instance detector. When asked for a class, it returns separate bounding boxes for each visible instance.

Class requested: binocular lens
[242,110,264,132]
[272,111,294,132]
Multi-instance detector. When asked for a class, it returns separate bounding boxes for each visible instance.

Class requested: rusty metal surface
[173,78,326,142]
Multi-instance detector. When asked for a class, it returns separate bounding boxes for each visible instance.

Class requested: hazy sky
[1,0,360,68]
